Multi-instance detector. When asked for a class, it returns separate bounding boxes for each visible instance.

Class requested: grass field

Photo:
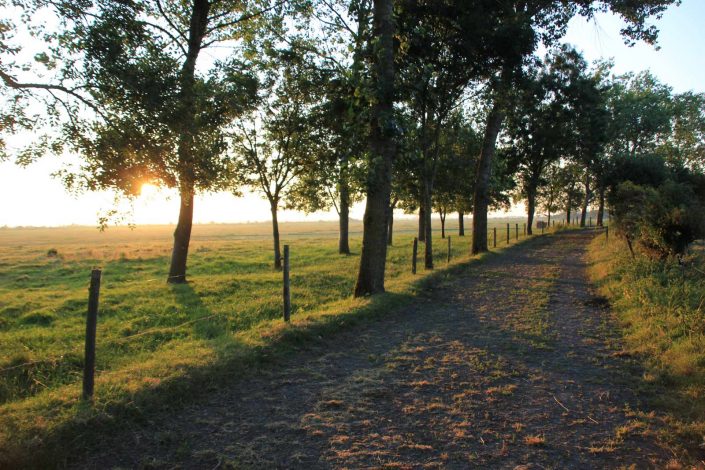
[0,215,541,465]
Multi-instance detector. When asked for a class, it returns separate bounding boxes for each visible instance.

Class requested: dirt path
[78,230,674,469]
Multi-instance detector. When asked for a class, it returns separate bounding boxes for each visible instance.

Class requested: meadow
[0,215,536,464]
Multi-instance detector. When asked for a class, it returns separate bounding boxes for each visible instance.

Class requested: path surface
[78,230,673,469]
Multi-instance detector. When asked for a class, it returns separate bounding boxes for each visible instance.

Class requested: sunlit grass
[587,234,705,455]
[0,217,538,466]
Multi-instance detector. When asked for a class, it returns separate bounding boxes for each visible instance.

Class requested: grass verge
[587,233,705,460]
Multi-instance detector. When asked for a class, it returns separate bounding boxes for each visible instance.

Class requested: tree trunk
[339,180,350,254]
[387,205,394,246]
[547,211,551,227]
[168,185,194,283]
[565,193,572,225]
[597,185,605,226]
[423,182,433,269]
[270,200,282,270]
[458,211,464,236]
[167,0,210,283]
[580,172,590,227]
[418,204,426,242]
[440,210,446,239]
[354,0,395,297]
[527,186,536,235]
[471,100,505,254]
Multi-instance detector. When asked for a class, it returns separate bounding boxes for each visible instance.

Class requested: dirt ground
[76,230,677,469]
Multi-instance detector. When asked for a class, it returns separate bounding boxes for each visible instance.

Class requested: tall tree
[232,51,318,269]
[283,0,373,255]
[353,0,395,296]
[0,0,286,282]
[469,0,678,253]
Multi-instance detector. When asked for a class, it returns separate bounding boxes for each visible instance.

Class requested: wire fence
[1,219,609,401]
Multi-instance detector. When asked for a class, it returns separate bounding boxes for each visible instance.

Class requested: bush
[612,180,705,257]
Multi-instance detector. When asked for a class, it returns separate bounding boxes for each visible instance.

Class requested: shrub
[612,180,705,257]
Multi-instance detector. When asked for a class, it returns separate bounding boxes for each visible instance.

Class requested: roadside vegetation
[588,235,705,454]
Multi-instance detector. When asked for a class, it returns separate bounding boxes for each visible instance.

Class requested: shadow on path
[78,231,673,469]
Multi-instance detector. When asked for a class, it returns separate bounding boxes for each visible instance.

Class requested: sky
[1,0,704,228]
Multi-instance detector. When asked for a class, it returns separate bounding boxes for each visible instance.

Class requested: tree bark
[597,185,605,226]
[168,185,194,283]
[339,179,350,254]
[270,199,282,270]
[580,172,590,227]
[418,204,426,242]
[423,180,434,269]
[387,207,394,246]
[565,192,572,225]
[354,0,395,297]
[471,100,505,254]
[167,0,210,283]
[386,199,396,246]
[527,185,536,235]
[458,211,464,236]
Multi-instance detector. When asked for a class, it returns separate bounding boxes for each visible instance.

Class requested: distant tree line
[2,0,697,293]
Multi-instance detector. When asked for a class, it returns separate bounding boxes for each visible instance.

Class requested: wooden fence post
[606,226,609,243]
[83,269,101,401]
[447,236,451,264]
[589,216,592,227]
[523,223,526,236]
[493,228,497,248]
[515,223,519,240]
[283,245,291,322]
[412,237,418,274]
[506,223,510,244]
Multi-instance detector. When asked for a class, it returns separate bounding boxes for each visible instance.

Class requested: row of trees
[0,0,691,295]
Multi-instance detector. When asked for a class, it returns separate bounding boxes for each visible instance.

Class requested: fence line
[3,219,603,399]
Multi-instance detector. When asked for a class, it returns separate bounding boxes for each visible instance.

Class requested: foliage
[611,179,705,257]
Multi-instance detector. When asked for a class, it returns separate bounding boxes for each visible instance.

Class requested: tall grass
[587,234,705,452]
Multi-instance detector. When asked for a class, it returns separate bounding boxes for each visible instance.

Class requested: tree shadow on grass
[169,282,230,342]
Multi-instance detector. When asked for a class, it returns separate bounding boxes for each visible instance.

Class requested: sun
[140,183,159,198]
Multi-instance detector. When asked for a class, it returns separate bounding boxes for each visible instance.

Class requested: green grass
[0,217,543,467]
[587,233,705,456]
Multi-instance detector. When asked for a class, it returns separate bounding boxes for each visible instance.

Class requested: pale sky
[1,0,703,227]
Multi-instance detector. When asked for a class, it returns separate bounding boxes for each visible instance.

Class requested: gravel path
[77,230,674,469]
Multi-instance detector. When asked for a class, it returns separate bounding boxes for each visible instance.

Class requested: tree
[232,51,318,269]
[396,1,479,269]
[536,162,563,226]
[433,112,480,239]
[469,0,678,253]
[283,0,373,255]
[507,47,608,233]
[0,0,286,283]
[660,92,705,171]
[353,0,395,297]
